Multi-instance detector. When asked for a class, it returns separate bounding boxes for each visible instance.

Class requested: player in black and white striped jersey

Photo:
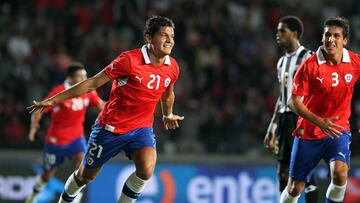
[264,16,318,203]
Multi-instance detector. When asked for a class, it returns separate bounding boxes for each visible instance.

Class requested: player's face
[276,23,296,47]
[322,26,348,55]
[71,69,87,84]
[147,26,174,57]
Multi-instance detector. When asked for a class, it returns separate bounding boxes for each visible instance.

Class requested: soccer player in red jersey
[25,62,104,203]
[27,16,184,203]
[280,17,360,203]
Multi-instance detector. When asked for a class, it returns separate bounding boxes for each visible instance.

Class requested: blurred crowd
[0,0,359,156]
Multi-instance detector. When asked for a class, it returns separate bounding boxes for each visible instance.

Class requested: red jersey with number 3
[291,46,360,140]
[44,82,102,145]
[97,45,179,134]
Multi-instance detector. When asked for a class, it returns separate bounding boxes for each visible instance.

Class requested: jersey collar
[141,45,171,65]
[64,80,71,90]
[316,46,351,65]
[285,45,304,57]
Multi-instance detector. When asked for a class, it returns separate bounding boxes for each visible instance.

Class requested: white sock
[326,182,347,202]
[25,174,47,203]
[117,172,149,203]
[280,186,300,203]
[58,171,85,203]
[33,174,47,192]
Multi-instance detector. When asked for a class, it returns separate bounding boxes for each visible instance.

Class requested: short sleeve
[103,53,132,80]
[291,62,310,96]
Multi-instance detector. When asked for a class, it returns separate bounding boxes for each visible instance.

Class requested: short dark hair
[67,62,85,77]
[324,16,350,39]
[279,16,304,39]
[143,16,175,39]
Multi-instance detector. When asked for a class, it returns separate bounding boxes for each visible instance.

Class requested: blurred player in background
[264,15,318,202]
[27,16,184,203]
[25,62,104,203]
[281,16,360,203]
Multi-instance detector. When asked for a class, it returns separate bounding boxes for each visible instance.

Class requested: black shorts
[274,112,298,164]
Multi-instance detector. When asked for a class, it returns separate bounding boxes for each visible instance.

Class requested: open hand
[162,114,184,130]
[318,117,344,138]
[27,100,54,114]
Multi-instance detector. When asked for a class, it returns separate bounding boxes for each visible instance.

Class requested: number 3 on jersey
[331,72,339,86]
[147,74,161,90]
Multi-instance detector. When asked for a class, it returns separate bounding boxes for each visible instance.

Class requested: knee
[75,172,96,185]
[136,164,154,180]
[287,182,305,196]
[332,170,347,185]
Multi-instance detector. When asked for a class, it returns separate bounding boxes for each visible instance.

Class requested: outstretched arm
[160,83,184,130]
[27,70,110,113]
[288,94,344,138]
[28,111,43,142]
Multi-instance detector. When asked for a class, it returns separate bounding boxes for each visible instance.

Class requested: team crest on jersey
[344,73,352,83]
[86,156,94,166]
[164,77,171,87]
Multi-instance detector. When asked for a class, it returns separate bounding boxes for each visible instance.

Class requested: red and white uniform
[97,45,180,134]
[291,46,360,140]
[44,81,102,145]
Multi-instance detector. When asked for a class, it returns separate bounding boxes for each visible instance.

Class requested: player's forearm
[50,72,108,105]
[49,79,94,104]
[160,91,175,116]
[288,95,322,126]
[266,98,280,136]
[30,111,42,127]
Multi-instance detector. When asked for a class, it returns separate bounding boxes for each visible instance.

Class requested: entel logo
[116,165,278,203]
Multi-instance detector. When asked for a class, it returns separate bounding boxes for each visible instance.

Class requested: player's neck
[322,50,342,65]
[147,49,166,66]
[285,41,300,54]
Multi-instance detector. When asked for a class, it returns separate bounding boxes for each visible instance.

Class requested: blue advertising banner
[88,163,297,203]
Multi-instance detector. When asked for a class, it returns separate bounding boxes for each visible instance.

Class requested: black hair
[279,16,304,39]
[324,16,350,38]
[143,16,175,40]
[66,62,85,77]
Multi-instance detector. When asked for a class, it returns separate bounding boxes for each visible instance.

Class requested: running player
[27,16,184,203]
[281,16,360,203]
[25,62,104,203]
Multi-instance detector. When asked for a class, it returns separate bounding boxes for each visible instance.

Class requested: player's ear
[343,37,348,46]
[145,34,152,44]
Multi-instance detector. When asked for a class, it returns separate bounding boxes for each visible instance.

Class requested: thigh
[65,136,87,156]
[124,128,156,159]
[132,147,157,179]
[83,122,130,169]
[324,131,351,167]
[289,137,323,182]
[276,113,297,164]
[43,144,66,171]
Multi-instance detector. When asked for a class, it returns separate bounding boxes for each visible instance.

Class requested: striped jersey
[277,46,312,113]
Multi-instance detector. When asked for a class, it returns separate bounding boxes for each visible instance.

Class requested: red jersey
[45,81,102,145]
[97,45,179,134]
[292,46,360,140]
